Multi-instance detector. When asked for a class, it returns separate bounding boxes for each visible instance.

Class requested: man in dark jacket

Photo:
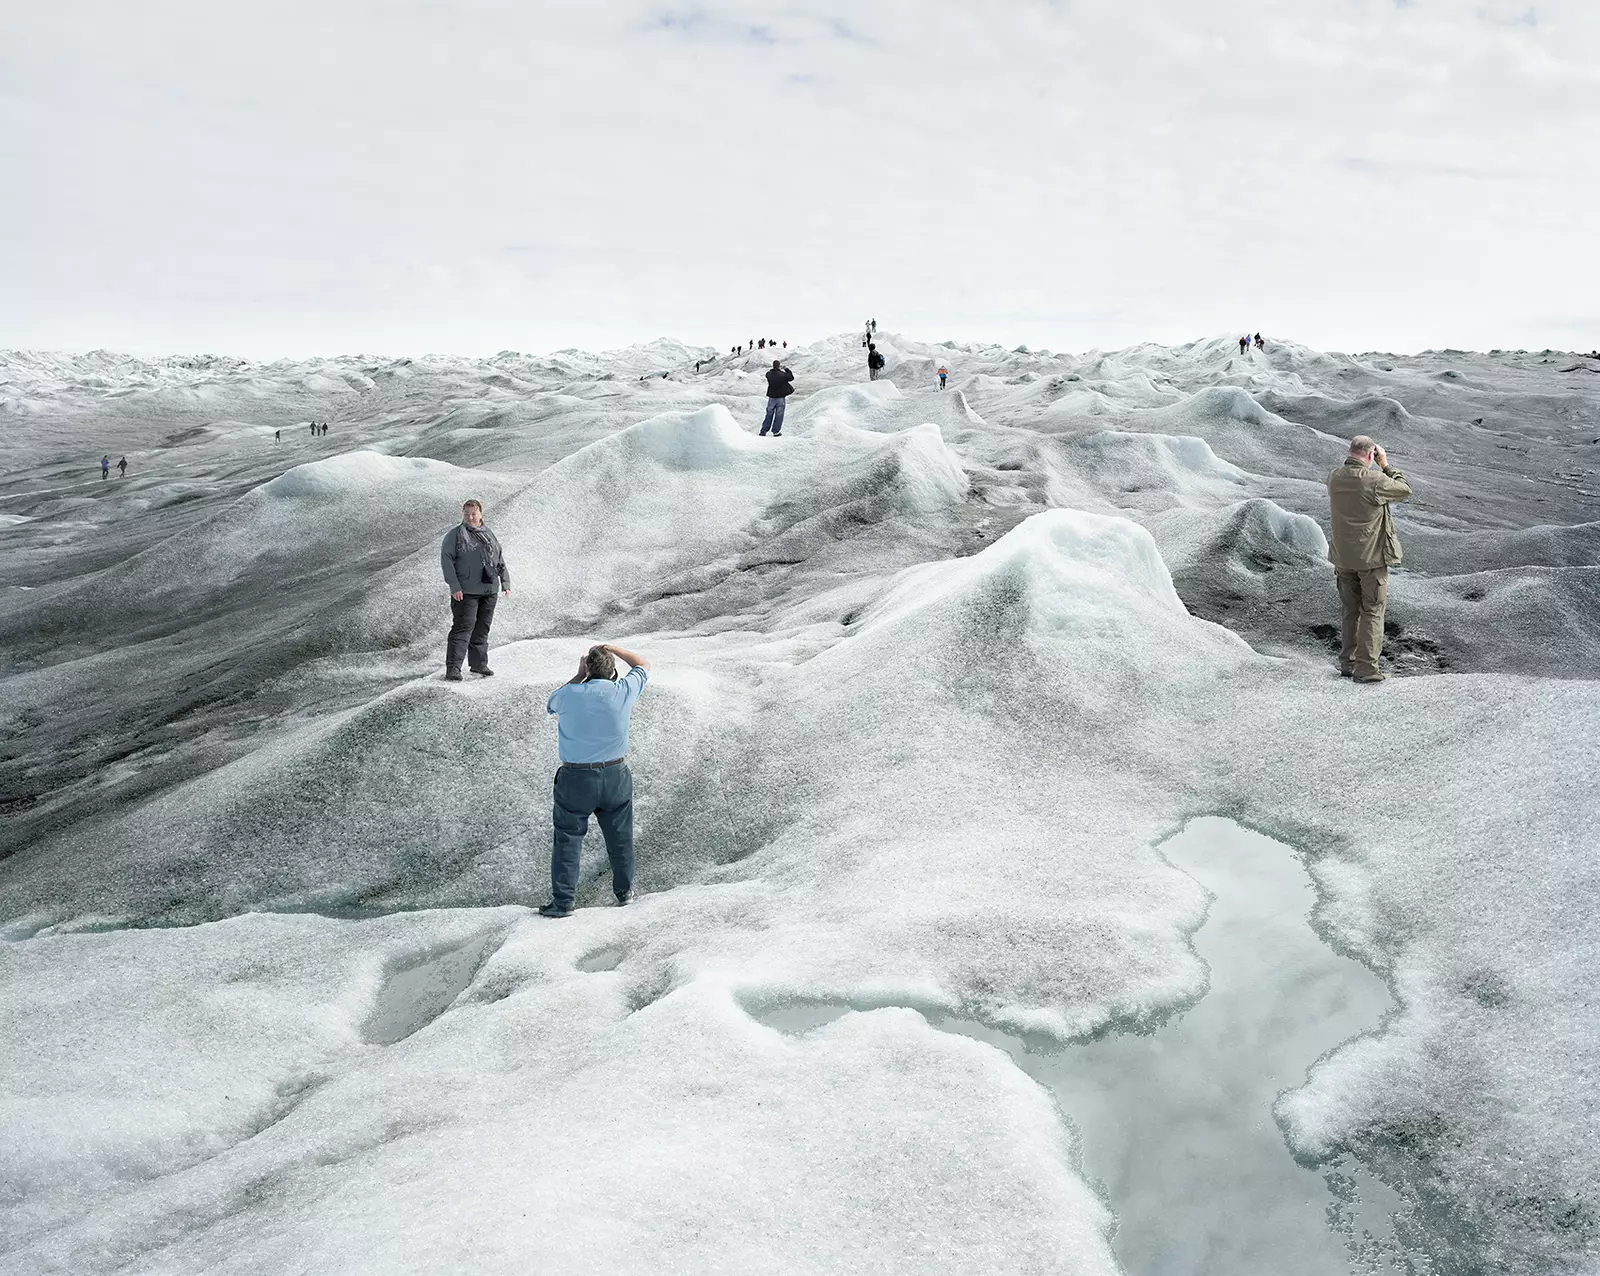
[1327,436,1412,683]
[867,344,885,381]
[440,499,512,681]
[760,359,794,436]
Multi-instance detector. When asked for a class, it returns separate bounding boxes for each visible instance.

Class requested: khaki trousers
[1336,566,1388,677]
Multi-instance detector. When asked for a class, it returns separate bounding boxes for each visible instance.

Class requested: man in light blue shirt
[540,642,651,918]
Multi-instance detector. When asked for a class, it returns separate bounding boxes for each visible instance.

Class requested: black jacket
[765,367,795,398]
[442,523,511,595]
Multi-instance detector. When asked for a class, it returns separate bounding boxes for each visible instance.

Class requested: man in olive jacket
[441,499,511,681]
[1327,436,1412,683]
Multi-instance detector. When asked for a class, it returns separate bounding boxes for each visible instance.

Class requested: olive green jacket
[1327,459,1412,569]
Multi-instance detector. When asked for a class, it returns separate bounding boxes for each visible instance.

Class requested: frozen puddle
[758,817,1412,1274]
[363,931,501,1046]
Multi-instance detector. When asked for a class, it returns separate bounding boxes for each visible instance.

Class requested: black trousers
[447,592,497,672]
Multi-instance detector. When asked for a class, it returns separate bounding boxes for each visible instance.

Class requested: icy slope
[1,335,1598,1275]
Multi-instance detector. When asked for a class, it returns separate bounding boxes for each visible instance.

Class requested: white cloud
[2,0,1596,355]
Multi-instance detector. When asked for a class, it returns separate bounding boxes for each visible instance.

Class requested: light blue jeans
[760,397,787,435]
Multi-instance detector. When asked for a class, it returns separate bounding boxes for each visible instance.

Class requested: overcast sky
[3,0,1597,358]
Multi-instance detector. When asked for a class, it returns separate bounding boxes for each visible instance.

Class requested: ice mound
[259,450,466,497]
[611,402,765,469]
[347,406,969,645]
[1154,498,1329,576]
[1053,431,1250,508]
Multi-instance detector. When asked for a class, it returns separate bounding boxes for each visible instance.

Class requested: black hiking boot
[615,890,634,906]
[470,667,495,677]
[444,669,463,682]
[539,901,574,919]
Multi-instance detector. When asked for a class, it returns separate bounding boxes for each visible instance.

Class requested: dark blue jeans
[551,763,634,907]
[760,397,786,435]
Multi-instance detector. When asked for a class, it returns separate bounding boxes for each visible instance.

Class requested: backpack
[869,351,885,369]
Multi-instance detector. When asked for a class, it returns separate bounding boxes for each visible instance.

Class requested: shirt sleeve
[547,685,568,716]
[619,666,648,709]
[1368,468,1412,506]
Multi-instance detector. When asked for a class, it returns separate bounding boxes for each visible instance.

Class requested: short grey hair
[585,645,617,681]
[462,498,483,513]
[1348,435,1376,457]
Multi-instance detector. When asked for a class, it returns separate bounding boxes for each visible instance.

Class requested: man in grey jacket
[440,499,511,681]
[1327,436,1412,683]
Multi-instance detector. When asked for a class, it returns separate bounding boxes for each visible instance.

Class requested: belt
[562,757,625,770]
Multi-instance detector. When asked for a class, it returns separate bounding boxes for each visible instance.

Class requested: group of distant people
[726,338,787,357]
[99,455,126,479]
[1238,333,1266,354]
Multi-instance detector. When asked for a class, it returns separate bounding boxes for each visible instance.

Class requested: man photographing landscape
[1327,435,1412,683]
[542,642,652,917]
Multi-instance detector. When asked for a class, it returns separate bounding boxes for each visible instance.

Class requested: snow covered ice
[1,334,1598,1274]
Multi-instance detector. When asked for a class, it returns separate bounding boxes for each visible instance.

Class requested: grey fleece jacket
[441,523,511,595]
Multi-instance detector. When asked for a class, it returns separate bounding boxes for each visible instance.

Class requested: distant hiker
[275,429,281,442]
[938,365,948,390]
[867,344,885,381]
[309,422,316,437]
[1254,333,1265,350]
[1327,436,1412,684]
[440,499,511,682]
[321,423,329,436]
[100,456,109,480]
[864,324,871,347]
[781,340,787,349]
[695,360,701,372]
[870,319,877,334]
[117,456,127,477]
[541,642,652,917]
[759,338,766,350]
[761,359,794,436]
[1239,336,1249,354]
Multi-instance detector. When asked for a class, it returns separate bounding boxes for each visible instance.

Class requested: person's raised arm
[603,643,651,672]
[1370,446,1412,504]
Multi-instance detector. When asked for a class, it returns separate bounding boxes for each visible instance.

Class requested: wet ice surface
[760,817,1406,1275]
[2,337,1598,1274]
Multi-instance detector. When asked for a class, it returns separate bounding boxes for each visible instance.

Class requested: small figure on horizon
[782,340,786,349]
[100,455,110,480]
[541,642,652,918]
[1254,333,1265,350]
[1327,436,1412,684]
[440,499,511,682]
[1239,336,1249,355]
[761,358,794,437]
[117,456,127,477]
[938,364,948,390]
[275,429,281,442]
[758,338,766,350]
[870,318,877,334]
[867,343,885,381]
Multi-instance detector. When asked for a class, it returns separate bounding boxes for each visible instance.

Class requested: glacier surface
[1,333,1597,1274]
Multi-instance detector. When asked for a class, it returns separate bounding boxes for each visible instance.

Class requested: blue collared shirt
[547,667,649,763]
